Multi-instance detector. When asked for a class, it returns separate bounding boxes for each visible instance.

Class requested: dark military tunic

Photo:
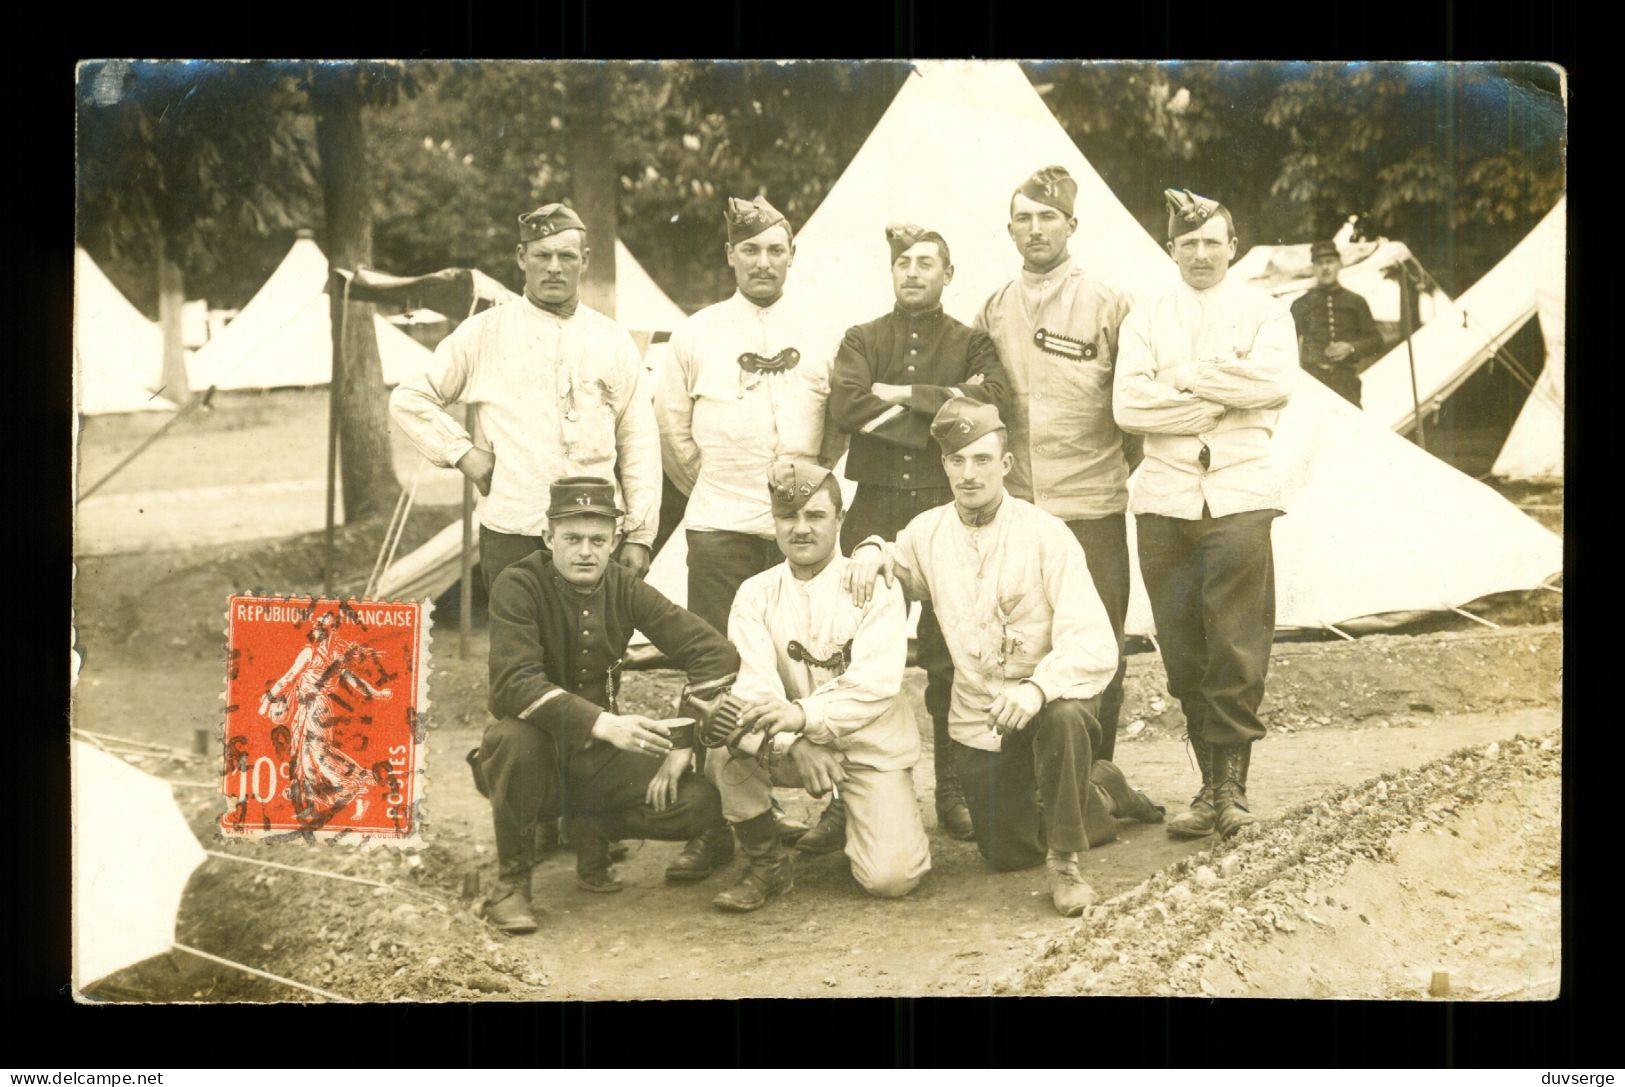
[1290,284,1383,407]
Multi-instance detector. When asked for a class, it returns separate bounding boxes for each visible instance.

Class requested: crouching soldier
[701,460,932,911]
[473,477,740,934]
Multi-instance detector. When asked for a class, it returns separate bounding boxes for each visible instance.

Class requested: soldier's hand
[1324,341,1355,362]
[645,747,692,812]
[843,542,895,608]
[617,542,652,579]
[987,681,1043,734]
[740,699,807,738]
[788,737,847,797]
[456,447,497,496]
[590,712,674,758]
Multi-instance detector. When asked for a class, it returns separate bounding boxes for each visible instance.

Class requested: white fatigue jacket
[727,555,920,772]
[657,291,847,538]
[883,496,1118,752]
[977,256,1135,519]
[389,298,661,544]
[1113,277,1299,520]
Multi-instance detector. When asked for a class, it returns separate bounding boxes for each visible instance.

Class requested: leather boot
[573,818,624,893]
[1214,742,1257,838]
[1167,733,1219,839]
[796,795,847,854]
[933,726,975,841]
[664,825,736,883]
[712,811,795,912]
[1090,759,1165,824]
[478,863,538,934]
[1045,849,1097,917]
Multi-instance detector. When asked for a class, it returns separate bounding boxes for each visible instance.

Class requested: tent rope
[172,942,355,1003]
[202,849,447,902]
[1408,258,1559,410]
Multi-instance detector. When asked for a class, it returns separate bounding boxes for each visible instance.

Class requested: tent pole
[1401,266,1427,451]
[459,404,475,660]
[172,942,355,1003]
[324,279,351,596]
[1451,606,1501,630]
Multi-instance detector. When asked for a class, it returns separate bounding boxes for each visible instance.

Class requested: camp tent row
[634,60,1561,639]
[76,233,688,409]
[1360,198,1566,480]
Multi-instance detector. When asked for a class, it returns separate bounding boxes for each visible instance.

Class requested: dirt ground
[70,391,1565,1002]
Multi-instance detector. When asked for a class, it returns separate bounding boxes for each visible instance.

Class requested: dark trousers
[685,529,783,638]
[1309,363,1362,407]
[478,716,723,879]
[480,526,549,596]
[1135,510,1278,746]
[951,698,1119,870]
[1063,513,1131,761]
[841,482,957,770]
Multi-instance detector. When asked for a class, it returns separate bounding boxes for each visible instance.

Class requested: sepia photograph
[70,58,1565,1004]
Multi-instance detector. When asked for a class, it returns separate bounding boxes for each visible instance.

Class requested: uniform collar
[1177,275,1236,303]
[892,302,945,322]
[549,563,608,599]
[784,551,844,589]
[732,288,785,314]
[1020,254,1074,289]
[955,491,1006,528]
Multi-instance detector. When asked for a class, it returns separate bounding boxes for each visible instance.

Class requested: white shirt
[1113,276,1299,519]
[389,298,661,542]
[881,495,1119,752]
[728,554,920,772]
[657,291,847,538]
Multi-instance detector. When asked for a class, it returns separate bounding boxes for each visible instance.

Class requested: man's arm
[609,333,663,549]
[725,581,792,706]
[389,323,479,469]
[1026,523,1120,704]
[816,350,852,469]
[1177,305,1299,410]
[797,581,910,749]
[901,328,1010,422]
[829,324,901,435]
[1112,306,1227,435]
[487,567,602,750]
[654,324,703,494]
[628,576,740,690]
[1347,292,1384,364]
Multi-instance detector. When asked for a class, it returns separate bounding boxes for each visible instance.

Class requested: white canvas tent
[74,248,177,415]
[1230,231,1450,327]
[1491,285,1565,480]
[642,61,1561,638]
[187,233,437,391]
[615,240,688,334]
[1361,198,1566,443]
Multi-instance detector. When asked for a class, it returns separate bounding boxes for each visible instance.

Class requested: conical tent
[1361,198,1566,436]
[187,235,436,391]
[1491,285,1564,480]
[74,248,176,414]
[643,61,1562,638]
[615,240,688,333]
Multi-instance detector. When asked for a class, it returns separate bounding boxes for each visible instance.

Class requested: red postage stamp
[220,595,429,840]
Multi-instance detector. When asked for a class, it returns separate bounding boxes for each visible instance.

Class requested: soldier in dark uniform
[826,222,1009,847]
[1289,239,1384,407]
[473,477,740,934]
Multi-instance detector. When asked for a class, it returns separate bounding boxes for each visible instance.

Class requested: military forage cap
[1164,188,1223,239]
[547,476,623,521]
[518,203,587,243]
[885,222,950,263]
[1310,239,1341,261]
[768,459,836,517]
[930,398,1007,455]
[1017,165,1078,216]
[725,196,790,245]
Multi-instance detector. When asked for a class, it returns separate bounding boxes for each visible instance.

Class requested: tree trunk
[311,73,400,523]
[570,68,618,318]
[155,236,191,405]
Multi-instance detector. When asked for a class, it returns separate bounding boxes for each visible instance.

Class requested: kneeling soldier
[704,460,933,911]
[845,400,1163,916]
[474,477,740,934]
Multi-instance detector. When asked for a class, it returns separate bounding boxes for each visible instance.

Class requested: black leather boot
[479,860,538,933]
[795,795,848,854]
[1167,733,1219,839]
[712,811,795,911]
[1090,759,1165,824]
[664,824,736,883]
[1214,742,1257,838]
[933,723,975,841]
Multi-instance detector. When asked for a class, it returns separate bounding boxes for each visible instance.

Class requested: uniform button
[583,630,591,637]
[1035,392,1045,400]
[582,609,590,617]
[910,332,919,339]
[909,349,918,356]
[907,366,916,374]
[903,454,912,462]
[902,474,911,481]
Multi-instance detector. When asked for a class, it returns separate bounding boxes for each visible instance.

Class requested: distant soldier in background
[827,222,1008,847]
[1114,189,1298,842]
[978,166,1138,765]
[1290,239,1383,407]
[391,203,661,590]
